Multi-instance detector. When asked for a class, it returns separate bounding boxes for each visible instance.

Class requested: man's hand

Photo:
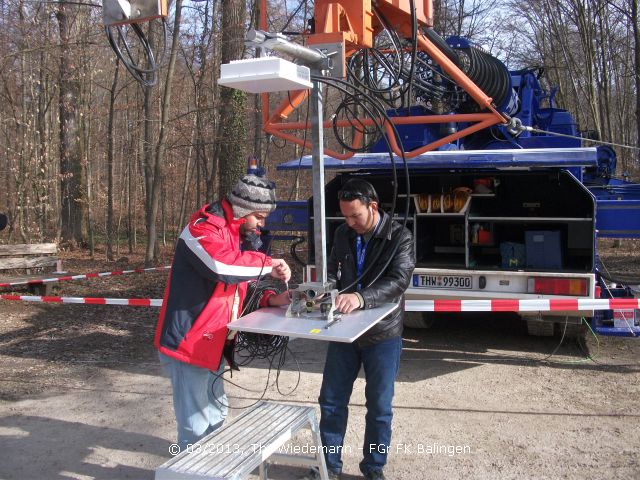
[335,293,361,314]
[267,290,292,307]
[270,258,291,282]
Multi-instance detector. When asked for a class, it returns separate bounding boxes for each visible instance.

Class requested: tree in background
[57,2,86,247]
[0,0,637,253]
[216,0,248,197]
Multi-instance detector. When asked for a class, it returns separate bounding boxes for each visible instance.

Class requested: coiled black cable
[234,281,301,397]
[105,20,167,88]
[311,75,412,293]
[290,235,307,267]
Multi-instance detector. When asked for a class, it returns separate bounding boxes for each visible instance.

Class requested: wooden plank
[0,256,58,270]
[0,243,57,256]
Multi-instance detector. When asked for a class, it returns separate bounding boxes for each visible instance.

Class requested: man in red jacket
[155,173,291,450]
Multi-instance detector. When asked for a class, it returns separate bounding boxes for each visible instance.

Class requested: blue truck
[266,39,640,338]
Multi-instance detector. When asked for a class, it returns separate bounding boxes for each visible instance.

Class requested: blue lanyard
[356,234,368,290]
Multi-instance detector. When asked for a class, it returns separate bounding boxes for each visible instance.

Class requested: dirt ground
[0,240,639,479]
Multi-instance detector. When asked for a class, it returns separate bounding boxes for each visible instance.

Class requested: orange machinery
[259,0,508,159]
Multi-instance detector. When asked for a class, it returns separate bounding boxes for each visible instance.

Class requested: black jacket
[327,209,415,346]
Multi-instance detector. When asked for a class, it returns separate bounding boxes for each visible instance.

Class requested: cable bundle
[105,21,167,88]
[234,280,301,396]
[236,279,289,366]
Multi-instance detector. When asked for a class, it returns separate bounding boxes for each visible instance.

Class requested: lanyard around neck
[355,234,370,291]
[356,234,369,276]
[354,212,381,290]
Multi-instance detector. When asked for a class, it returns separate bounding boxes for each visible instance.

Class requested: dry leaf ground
[0,240,638,479]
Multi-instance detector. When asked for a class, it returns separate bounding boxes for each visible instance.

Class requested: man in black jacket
[0,213,7,231]
[317,179,415,480]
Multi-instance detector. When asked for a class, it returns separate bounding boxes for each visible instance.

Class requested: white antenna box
[219,57,312,93]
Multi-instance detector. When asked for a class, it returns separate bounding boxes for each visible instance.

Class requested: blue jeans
[159,352,228,450]
[319,336,402,476]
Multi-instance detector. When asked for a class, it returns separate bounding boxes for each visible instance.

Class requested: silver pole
[246,30,325,65]
[310,78,327,285]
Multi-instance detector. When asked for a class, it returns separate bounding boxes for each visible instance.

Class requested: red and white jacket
[154,199,274,370]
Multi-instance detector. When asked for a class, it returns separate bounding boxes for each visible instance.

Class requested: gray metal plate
[228,304,398,342]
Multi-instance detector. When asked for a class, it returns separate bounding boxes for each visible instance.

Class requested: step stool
[155,401,329,480]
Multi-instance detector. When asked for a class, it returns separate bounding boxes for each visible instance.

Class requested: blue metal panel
[277,148,599,171]
[264,200,308,232]
[595,199,640,238]
[590,183,640,199]
[594,326,640,337]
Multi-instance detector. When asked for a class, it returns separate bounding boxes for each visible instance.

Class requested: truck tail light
[528,278,589,296]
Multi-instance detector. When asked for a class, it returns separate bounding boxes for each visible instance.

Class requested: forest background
[0,0,638,265]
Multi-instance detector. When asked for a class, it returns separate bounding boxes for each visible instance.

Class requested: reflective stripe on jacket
[154,199,272,370]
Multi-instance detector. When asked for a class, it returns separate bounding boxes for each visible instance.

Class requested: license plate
[413,274,472,289]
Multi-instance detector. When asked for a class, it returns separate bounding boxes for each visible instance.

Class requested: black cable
[210,280,302,409]
[331,90,383,152]
[269,135,288,149]
[290,235,307,267]
[576,332,640,367]
[105,19,167,88]
[345,8,406,100]
[310,75,411,293]
[596,268,640,286]
[273,92,311,269]
[345,4,418,109]
[406,0,418,105]
[106,24,155,87]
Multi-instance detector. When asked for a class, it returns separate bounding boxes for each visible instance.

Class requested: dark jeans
[319,336,402,475]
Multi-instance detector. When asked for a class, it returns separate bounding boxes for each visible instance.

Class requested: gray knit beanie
[227,174,277,219]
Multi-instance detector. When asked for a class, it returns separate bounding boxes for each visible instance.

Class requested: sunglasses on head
[338,191,371,203]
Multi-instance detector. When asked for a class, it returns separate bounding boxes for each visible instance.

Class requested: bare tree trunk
[633,0,640,148]
[84,98,94,258]
[145,0,184,265]
[128,112,136,253]
[106,59,120,261]
[57,3,85,246]
[142,84,154,215]
[177,115,197,234]
[161,176,167,247]
[217,0,248,197]
[142,23,157,217]
[596,5,612,141]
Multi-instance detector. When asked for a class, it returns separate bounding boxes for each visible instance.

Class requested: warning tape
[406,298,640,312]
[0,265,171,289]
[0,295,638,311]
[0,294,163,307]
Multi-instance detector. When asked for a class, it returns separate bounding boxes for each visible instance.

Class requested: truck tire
[404,312,436,329]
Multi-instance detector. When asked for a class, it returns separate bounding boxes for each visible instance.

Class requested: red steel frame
[259,0,507,159]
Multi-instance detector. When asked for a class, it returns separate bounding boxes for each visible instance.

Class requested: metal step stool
[155,401,328,480]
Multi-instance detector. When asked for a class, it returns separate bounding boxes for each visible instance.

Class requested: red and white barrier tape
[0,295,638,311]
[406,298,640,312]
[0,265,171,289]
[0,294,163,307]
